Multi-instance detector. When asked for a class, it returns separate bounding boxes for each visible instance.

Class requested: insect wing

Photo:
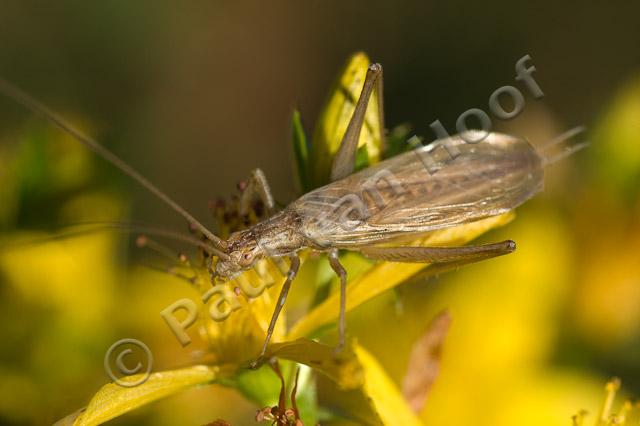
[292,132,544,247]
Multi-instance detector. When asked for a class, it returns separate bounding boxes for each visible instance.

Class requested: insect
[0,62,583,365]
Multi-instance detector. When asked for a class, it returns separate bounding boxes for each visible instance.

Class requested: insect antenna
[0,77,228,257]
[135,235,200,286]
[140,262,199,287]
[538,125,589,166]
[0,221,225,257]
[135,234,190,265]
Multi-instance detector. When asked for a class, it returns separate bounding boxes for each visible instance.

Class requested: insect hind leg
[330,63,385,182]
[358,240,516,264]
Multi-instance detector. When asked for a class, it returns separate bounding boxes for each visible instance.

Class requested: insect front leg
[330,63,385,182]
[328,249,347,352]
[252,254,300,367]
[239,168,276,217]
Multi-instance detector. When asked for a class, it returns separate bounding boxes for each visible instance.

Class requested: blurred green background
[1,1,640,425]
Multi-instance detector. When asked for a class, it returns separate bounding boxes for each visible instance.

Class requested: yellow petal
[316,343,424,426]
[288,212,514,339]
[0,231,117,328]
[355,344,424,426]
[201,258,291,364]
[138,256,292,366]
[57,365,228,426]
[266,339,422,425]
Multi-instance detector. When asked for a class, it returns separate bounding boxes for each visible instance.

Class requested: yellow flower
[573,379,640,426]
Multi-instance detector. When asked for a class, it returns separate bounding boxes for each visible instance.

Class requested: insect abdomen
[292,132,544,248]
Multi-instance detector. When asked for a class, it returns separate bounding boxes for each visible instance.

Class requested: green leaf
[293,366,320,426]
[56,365,229,426]
[291,109,311,192]
[235,362,319,425]
[354,144,371,172]
[265,338,364,390]
[234,363,284,407]
[383,123,413,159]
[309,52,383,188]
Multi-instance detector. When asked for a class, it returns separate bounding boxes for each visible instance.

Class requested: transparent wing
[291,132,544,248]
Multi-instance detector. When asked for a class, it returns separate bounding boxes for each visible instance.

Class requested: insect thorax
[229,209,307,259]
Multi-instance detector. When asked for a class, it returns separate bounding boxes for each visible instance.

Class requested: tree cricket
[0,61,584,365]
